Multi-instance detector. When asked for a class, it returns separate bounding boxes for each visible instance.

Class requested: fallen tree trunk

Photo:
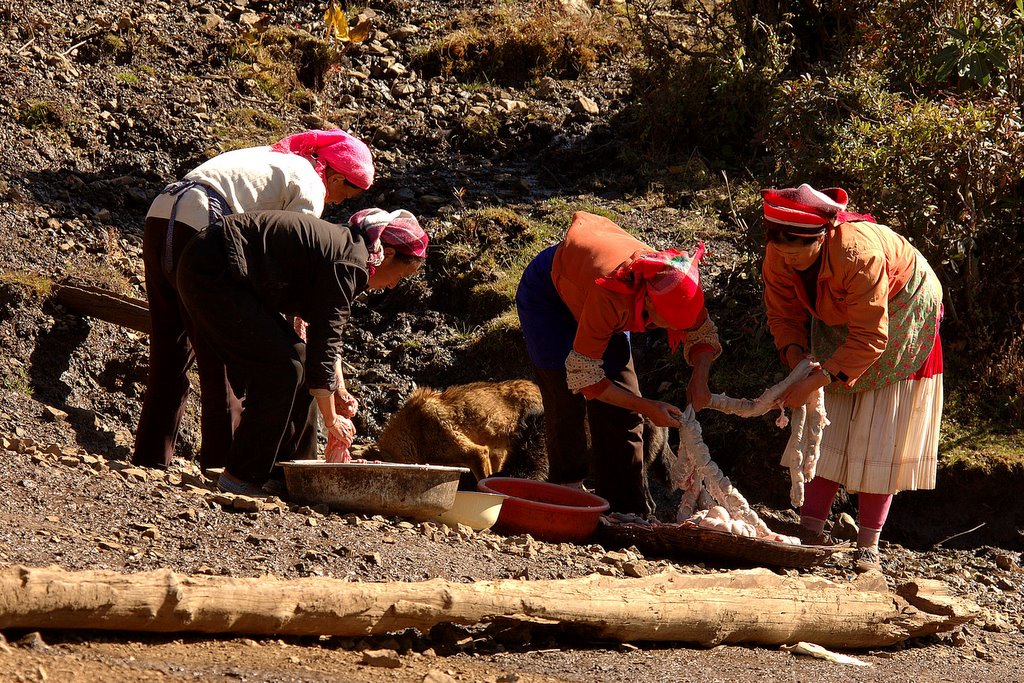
[53,283,150,335]
[0,565,977,648]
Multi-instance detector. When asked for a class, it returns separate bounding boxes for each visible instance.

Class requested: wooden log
[0,565,978,648]
[53,283,151,335]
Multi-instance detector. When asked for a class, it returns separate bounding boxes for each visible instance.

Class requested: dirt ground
[0,429,1023,682]
[3,0,1024,680]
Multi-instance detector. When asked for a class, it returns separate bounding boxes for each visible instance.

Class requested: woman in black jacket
[175,208,428,496]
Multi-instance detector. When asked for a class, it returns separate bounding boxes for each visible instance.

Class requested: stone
[203,13,223,31]
[392,83,416,97]
[361,648,401,668]
[623,561,649,578]
[574,94,599,115]
[996,553,1019,572]
[390,24,420,40]
[831,512,859,542]
[42,405,68,421]
[15,632,48,651]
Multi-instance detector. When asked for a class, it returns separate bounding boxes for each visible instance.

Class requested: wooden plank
[54,283,151,335]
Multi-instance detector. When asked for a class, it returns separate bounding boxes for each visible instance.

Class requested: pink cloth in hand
[325,431,352,463]
[294,316,308,342]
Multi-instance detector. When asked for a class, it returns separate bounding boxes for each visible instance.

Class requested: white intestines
[674,405,775,539]
[782,404,808,508]
[671,358,829,544]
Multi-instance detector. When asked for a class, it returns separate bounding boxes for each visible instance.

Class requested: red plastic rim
[477,477,610,514]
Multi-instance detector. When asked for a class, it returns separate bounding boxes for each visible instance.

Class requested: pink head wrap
[762,184,873,234]
[272,129,375,190]
[595,244,706,352]
[349,208,429,273]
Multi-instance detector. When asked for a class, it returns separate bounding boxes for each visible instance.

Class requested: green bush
[618,0,794,165]
[849,0,1023,97]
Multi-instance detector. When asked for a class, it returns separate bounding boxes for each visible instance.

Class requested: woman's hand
[778,371,829,407]
[326,415,356,449]
[643,399,685,428]
[335,389,359,418]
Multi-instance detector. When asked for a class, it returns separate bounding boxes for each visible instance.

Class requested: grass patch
[540,198,619,228]
[0,271,53,298]
[72,262,132,297]
[17,99,63,129]
[228,25,346,101]
[209,108,287,154]
[939,389,1024,472]
[414,0,630,86]
[2,365,32,397]
[101,33,126,53]
[458,309,531,380]
[116,71,140,86]
[428,206,561,323]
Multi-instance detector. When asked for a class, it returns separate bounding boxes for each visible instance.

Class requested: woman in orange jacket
[516,211,721,515]
[761,184,943,572]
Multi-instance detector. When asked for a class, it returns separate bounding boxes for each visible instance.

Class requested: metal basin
[280,460,470,519]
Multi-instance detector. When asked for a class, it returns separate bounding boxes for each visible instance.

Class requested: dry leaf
[348,17,371,43]
[324,0,349,42]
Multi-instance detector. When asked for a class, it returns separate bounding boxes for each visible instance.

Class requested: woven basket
[598,516,845,569]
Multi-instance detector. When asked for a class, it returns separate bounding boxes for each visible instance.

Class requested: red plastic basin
[477,477,610,543]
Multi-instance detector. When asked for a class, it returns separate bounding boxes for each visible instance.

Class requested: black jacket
[218,210,370,393]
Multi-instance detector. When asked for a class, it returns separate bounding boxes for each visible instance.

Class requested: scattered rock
[574,94,599,115]
[16,632,49,651]
[42,405,68,421]
[361,648,402,668]
[390,24,420,40]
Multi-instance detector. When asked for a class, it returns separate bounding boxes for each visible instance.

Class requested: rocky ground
[2,0,1024,680]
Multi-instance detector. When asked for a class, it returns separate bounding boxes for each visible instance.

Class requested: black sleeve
[303,261,365,393]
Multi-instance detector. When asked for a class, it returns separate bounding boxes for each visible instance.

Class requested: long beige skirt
[815,373,943,495]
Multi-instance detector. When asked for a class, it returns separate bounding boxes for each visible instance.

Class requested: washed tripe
[672,358,829,543]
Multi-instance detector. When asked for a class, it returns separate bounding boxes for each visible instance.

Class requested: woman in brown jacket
[761,184,943,572]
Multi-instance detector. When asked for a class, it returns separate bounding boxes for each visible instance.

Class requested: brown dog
[365,379,676,506]
[364,379,548,482]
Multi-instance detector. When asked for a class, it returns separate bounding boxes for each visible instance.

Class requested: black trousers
[532,341,650,515]
[133,216,241,469]
[175,229,317,484]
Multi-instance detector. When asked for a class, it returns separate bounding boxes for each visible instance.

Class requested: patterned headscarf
[271,129,375,190]
[349,208,429,273]
[595,244,706,352]
[762,184,873,234]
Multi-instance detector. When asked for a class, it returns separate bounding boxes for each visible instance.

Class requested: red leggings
[801,477,893,530]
